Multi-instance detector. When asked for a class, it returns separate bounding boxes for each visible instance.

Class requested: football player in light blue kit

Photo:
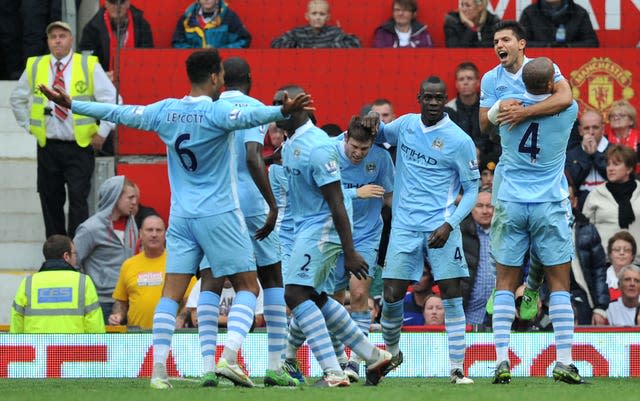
[489,57,584,385]
[333,117,394,380]
[479,20,574,328]
[38,49,313,390]
[281,116,395,383]
[194,57,296,388]
[377,76,479,385]
[274,85,392,387]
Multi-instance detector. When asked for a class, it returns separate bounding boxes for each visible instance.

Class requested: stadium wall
[1,331,639,378]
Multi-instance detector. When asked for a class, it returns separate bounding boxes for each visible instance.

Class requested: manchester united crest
[570,57,634,113]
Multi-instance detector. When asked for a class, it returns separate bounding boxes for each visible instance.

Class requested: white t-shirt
[395,28,411,47]
[606,298,637,326]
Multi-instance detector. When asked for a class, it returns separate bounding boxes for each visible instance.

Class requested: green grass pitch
[2,377,639,401]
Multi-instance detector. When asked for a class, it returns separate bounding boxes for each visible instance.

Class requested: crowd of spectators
[1,0,609,79]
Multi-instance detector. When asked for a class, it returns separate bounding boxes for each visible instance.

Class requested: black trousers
[37,139,94,239]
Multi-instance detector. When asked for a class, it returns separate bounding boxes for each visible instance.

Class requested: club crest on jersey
[325,159,339,175]
[366,162,376,173]
[468,159,479,171]
[432,138,444,150]
[294,148,301,159]
[228,108,241,120]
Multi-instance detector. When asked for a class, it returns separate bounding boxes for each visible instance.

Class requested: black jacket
[79,5,154,71]
[572,211,610,312]
[444,11,501,48]
[519,0,598,47]
[460,214,481,307]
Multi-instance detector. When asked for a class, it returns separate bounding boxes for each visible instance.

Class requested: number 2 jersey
[497,95,578,203]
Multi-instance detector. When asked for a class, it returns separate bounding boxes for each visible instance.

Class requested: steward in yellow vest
[10,235,105,333]
[26,51,99,147]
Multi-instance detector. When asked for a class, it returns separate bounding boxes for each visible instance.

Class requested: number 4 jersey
[497,94,578,203]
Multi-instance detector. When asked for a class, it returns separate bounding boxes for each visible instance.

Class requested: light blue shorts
[491,199,573,267]
[382,227,469,282]
[332,247,379,292]
[245,214,281,267]
[167,210,255,277]
[285,236,342,294]
[279,227,294,277]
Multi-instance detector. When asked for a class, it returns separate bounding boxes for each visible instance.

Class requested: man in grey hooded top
[74,175,138,323]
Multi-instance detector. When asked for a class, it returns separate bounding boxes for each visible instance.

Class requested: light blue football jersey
[380,113,480,232]
[480,57,564,108]
[220,90,269,217]
[497,95,578,202]
[72,97,285,218]
[269,163,293,234]
[282,120,349,243]
[334,136,394,249]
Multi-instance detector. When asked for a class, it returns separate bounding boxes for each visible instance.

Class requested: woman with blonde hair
[444,0,500,47]
[607,100,639,173]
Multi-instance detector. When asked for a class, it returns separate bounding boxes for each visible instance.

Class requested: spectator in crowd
[402,272,433,326]
[186,278,265,328]
[10,235,105,333]
[445,62,500,161]
[606,100,640,172]
[9,21,117,239]
[444,0,500,48]
[79,0,154,80]
[606,265,640,326]
[423,294,445,326]
[74,175,138,323]
[519,0,599,47]
[262,123,285,164]
[172,0,251,49]
[583,145,640,260]
[132,184,160,230]
[373,0,433,48]
[460,189,495,325]
[566,183,610,325]
[271,0,360,48]
[371,98,396,124]
[479,157,496,191]
[604,231,637,302]
[108,215,195,330]
[0,0,58,79]
[566,109,610,210]
[320,123,343,137]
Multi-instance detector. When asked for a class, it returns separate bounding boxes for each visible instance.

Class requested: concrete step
[0,242,43,270]
[0,81,17,107]
[0,108,21,132]
[0,213,44,242]
[0,132,37,159]
[0,188,41,214]
[0,160,37,189]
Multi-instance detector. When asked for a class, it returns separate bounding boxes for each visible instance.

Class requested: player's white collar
[182,95,213,102]
[288,119,315,143]
[504,56,530,80]
[220,90,243,99]
[523,91,551,102]
[420,113,451,133]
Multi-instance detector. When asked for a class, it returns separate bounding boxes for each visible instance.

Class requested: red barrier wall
[121,0,639,48]
[117,47,640,155]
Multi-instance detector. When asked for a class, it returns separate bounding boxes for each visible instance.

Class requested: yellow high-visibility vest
[10,270,105,333]
[26,53,99,147]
